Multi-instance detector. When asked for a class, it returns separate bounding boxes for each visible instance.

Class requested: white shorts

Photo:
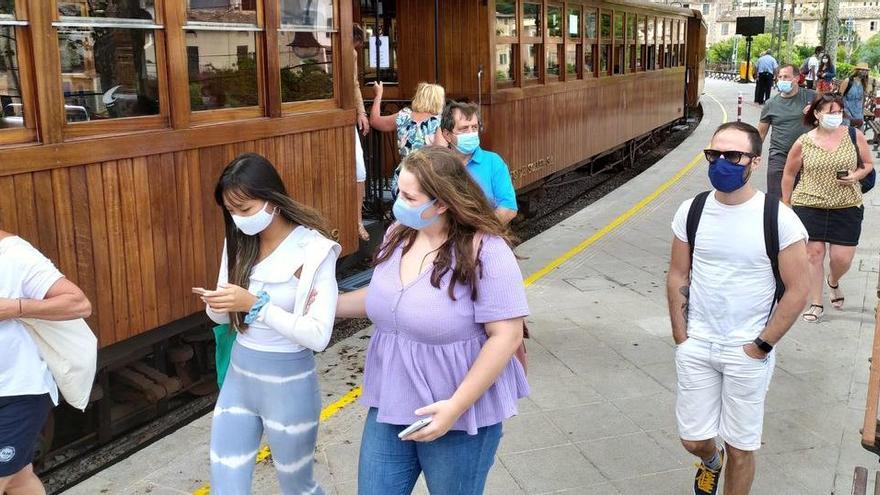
[674,337,775,451]
[354,126,366,183]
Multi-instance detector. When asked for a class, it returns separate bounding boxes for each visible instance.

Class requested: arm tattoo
[679,286,690,322]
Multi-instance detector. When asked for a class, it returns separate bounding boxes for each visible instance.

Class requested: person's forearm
[758,287,808,345]
[19,292,91,321]
[666,272,689,343]
[448,327,522,416]
[336,287,368,319]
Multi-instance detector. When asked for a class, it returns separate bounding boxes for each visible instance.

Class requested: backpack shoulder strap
[686,191,711,262]
[848,126,864,168]
[763,193,784,305]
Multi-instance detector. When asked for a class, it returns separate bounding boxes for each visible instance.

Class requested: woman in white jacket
[201,153,339,495]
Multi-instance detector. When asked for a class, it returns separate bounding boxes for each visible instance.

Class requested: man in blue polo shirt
[440,102,518,224]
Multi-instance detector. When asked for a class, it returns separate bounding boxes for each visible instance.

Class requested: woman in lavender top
[337,146,529,494]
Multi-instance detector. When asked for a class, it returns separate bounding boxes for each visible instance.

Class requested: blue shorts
[0,394,52,477]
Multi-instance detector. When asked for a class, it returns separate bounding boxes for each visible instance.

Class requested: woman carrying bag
[781,93,874,323]
[0,231,92,495]
[201,153,339,495]
[336,147,529,495]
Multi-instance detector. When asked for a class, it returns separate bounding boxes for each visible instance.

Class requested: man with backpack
[666,122,809,495]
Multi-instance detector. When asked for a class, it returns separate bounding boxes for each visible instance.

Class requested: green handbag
[212,323,236,388]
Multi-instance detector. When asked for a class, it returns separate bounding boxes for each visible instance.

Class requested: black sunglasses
[703,149,756,164]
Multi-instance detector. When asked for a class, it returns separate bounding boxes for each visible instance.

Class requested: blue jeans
[357,407,502,495]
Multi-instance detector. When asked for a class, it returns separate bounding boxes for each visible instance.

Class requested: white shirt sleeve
[17,244,64,300]
[256,249,339,352]
[777,203,809,250]
[206,244,230,325]
[671,199,694,243]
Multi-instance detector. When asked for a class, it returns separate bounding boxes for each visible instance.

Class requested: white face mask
[819,113,843,129]
[231,202,276,236]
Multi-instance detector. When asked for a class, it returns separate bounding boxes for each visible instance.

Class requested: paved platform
[66,78,880,494]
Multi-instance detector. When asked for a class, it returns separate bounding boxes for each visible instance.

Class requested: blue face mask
[453,132,480,155]
[708,157,751,193]
[776,80,793,93]
[393,197,439,230]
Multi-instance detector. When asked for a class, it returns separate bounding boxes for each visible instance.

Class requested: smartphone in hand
[192,287,209,296]
[836,170,849,180]
[397,417,433,439]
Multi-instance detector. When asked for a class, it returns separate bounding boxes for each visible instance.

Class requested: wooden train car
[355,0,707,193]
[0,0,706,466]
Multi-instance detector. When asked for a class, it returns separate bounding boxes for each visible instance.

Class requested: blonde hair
[411,82,445,114]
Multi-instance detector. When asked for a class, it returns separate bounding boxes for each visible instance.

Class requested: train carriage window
[185,0,261,113]
[496,0,516,38]
[679,20,686,67]
[522,2,541,83]
[0,3,35,143]
[636,15,645,71]
[566,6,582,79]
[54,1,162,124]
[279,0,336,103]
[646,17,655,70]
[656,17,664,69]
[613,12,623,74]
[359,0,398,84]
[599,12,611,76]
[664,19,672,68]
[546,4,562,81]
[496,43,516,85]
[626,14,636,72]
[584,9,596,78]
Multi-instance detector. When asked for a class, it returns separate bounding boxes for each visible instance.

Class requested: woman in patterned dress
[781,93,874,322]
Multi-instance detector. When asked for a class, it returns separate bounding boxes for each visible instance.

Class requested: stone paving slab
[66,79,880,494]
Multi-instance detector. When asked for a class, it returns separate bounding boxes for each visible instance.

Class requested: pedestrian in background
[754,50,778,104]
[840,62,877,129]
[336,146,529,495]
[781,93,874,323]
[204,153,340,495]
[758,64,816,196]
[0,231,91,495]
[353,24,371,241]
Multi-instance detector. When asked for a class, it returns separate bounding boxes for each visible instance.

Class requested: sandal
[358,222,370,242]
[802,304,824,323]
[827,276,844,310]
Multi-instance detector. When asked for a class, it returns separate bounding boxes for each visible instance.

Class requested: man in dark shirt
[757,64,816,196]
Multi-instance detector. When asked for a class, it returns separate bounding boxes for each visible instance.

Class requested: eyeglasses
[703,149,756,164]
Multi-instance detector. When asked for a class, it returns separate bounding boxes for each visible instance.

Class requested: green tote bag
[212,323,236,387]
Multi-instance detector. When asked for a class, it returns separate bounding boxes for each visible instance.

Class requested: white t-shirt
[206,226,338,353]
[671,191,808,345]
[0,236,62,402]
[806,56,820,81]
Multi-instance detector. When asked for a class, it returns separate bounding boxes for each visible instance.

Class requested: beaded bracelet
[244,291,270,325]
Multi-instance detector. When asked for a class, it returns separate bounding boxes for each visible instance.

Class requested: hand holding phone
[836,170,849,180]
[397,417,433,440]
[192,287,210,296]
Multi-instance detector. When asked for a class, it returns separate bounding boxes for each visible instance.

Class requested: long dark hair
[214,153,334,331]
[804,92,843,127]
[374,147,517,301]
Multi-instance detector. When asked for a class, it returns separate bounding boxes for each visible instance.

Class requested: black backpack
[846,126,876,193]
[685,191,785,318]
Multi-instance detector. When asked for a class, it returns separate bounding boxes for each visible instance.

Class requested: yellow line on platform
[524,93,728,287]
[192,92,728,494]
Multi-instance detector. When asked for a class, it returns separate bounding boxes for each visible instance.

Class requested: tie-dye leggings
[210,343,324,494]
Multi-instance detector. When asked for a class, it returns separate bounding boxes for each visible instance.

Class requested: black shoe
[693,449,723,495]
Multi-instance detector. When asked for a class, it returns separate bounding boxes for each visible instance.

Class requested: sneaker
[693,449,724,495]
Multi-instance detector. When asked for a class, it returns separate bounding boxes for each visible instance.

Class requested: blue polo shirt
[466,147,517,211]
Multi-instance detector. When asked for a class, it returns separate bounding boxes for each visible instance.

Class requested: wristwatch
[753,337,774,353]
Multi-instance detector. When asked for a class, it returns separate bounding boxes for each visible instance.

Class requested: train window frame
[637,15,645,72]
[545,2,563,82]
[494,0,518,89]
[184,0,266,127]
[521,1,542,85]
[613,11,624,75]
[583,7,596,79]
[278,0,339,113]
[52,1,171,138]
[626,13,636,73]
[598,10,611,77]
[664,18,672,69]
[646,16,655,70]
[0,0,37,146]
[564,5,582,81]
[679,19,686,67]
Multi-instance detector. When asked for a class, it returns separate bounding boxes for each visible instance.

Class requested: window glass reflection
[584,45,594,76]
[187,0,256,25]
[546,45,561,77]
[565,45,578,76]
[495,0,516,37]
[281,0,333,30]
[547,5,562,38]
[58,27,160,122]
[279,31,334,102]
[0,26,24,128]
[495,44,514,83]
[585,11,597,39]
[600,13,611,39]
[523,3,541,38]
[57,0,155,20]
[0,0,14,16]
[568,9,581,39]
[523,44,539,80]
[187,31,258,110]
